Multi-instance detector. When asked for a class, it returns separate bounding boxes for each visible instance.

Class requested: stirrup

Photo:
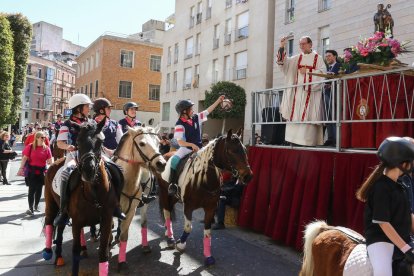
[114,208,126,220]
[142,194,156,204]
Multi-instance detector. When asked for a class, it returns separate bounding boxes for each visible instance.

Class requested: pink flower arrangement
[341,32,410,67]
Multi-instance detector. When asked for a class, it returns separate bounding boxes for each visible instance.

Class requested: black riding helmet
[175,100,194,115]
[377,137,414,168]
[123,102,139,115]
[93,98,113,114]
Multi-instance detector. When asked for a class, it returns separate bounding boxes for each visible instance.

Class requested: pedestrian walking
[18,131,53,216]
[0,132,17,185]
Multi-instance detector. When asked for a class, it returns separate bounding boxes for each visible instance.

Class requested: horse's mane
[189,138,220,174]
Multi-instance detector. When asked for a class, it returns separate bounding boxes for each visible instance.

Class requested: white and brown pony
[157,129,253,266]
[112,126,166,272]
[300,221,414,276]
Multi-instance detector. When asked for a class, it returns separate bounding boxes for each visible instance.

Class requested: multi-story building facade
[76,31,163,124]
[53,61,76,119]
[273,0,414,85]
[21,56,54,127]
[160,0,276,142]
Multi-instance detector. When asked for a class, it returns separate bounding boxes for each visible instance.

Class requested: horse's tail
[300,220,331,276]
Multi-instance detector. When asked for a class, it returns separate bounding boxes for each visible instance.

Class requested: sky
[1,0,176,47]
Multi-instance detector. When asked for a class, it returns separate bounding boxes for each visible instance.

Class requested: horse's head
[76,118,105,183]
[215,128,253,185]
[114,126,166,173]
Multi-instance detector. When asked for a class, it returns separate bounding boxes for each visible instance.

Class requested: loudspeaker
[261,107,285,145]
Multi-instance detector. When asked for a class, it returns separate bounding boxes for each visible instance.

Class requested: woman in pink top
[18,131,53,216]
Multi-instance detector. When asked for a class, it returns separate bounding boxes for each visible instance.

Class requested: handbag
[23,145,33,178]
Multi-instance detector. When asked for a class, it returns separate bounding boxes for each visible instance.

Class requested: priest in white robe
[277,36,326,146]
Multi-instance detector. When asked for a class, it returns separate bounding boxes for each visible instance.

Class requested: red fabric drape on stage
[341,74,414,148]
[238,147,377,250]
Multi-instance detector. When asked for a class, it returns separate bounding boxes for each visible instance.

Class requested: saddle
[175,153,194,180]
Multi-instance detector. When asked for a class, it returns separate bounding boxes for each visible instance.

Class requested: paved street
[0,143,301,276]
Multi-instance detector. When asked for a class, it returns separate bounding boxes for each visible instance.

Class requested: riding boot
[112,180,126,220]
[168,169,180,197]
[53,177,70,226]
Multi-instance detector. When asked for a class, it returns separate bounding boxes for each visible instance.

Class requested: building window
[319,0,331,11]
[149,84,160,101]
[37,98,40,108]
[206,0,212,19]
[77,65,80,78]
[236,11,249,41]
[81,86,84,94]
[319,26,330,55]
[286,0,295,23]
[85,85,88,96]
[167,46,172,65]
[196,2,202,24]
[213,24,220,49]
[226,0,232,8]
[190,6,195,28]
[224,55,231,81]
[120,50,134,68]
[183,67,192,89]
[288,38,294,57]
[85,59,89,74]
[194,65,200,88]
[185,37,194,59]
[235,51,247,80]
[36,112,40,119]
[166,73,171,93]
[90,56,94,72]
[95,51,100,68]
[25,112,28,119]
[212,59,219,84]
[162,102,170,121]
[195,33,201,55]
[150,55,161,71]
[173,71,177,92]
[37,85,41,94]
[119,81,132,98]
[224,19,232,45]
[95,80,99,97]
[81,63,84,76]
[90,83,93,99]
[174,43,179,64]
[38,68,42,78]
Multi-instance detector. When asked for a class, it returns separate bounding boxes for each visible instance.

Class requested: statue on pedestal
[373,3,394,37]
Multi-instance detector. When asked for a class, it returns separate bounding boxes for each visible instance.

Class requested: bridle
[212,136,250,178]
[113,131,161,167]
[77,151,101,179]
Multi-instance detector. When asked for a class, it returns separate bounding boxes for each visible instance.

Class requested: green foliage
[204,81,246,119]
[6,13,32,124]
[0,15,15,125]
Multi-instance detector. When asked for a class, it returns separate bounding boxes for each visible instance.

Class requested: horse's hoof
[167,237,176,249]
[117,262,129,274]
[175,240,186,252]
[42,248,53,260]
[204,256,216,266]
[55,256,65,267]
[142,245,152,254]
[80,249,88,259]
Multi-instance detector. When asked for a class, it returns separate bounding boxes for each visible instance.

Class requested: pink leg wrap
[203,236,212,257]
[99,261,109,276]
[141,227,148,246]
[165,218,173,238]
[118,241,127,263]
[80,229,86,247]
[45,225,53,248]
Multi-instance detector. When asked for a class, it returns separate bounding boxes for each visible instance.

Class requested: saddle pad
[52,166,65,196]
[343,244,373,276]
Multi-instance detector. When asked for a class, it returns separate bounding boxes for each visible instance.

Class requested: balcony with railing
[235,26,249,41]
[183,80,192,90]
[224,33,231,45]
[234,66,247,80]
[236,0,248,3]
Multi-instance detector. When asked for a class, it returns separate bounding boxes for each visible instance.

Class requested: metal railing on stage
[251,67,414,152]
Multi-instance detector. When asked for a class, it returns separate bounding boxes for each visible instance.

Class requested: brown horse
[42,119,119,276]
[51,130,65,160]
[157,128,253,265]
[300,221,414,276]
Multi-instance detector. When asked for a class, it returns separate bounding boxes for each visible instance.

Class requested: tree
[0,15,15,126]
[6,13,32,125]
[204,81,247,133]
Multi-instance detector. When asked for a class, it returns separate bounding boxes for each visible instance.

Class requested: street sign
[64,109,72,118]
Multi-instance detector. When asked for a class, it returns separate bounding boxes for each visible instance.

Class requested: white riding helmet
[69,94,93,109]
